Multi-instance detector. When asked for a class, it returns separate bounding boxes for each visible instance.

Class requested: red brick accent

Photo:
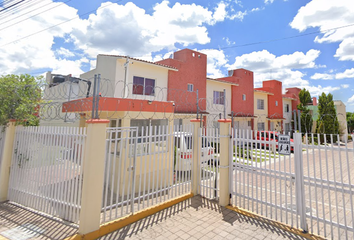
[157,49,207,113]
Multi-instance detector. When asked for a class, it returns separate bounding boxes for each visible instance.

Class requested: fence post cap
[190,119,203,123]
[218,119,232,123]
[86,119,110,124]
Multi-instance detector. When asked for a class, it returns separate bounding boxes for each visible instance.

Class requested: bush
[348,135,353,141]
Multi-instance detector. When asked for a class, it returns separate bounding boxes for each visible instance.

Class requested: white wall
[283,98,292,132]
[254,92,269,131]
[206,80,231,128]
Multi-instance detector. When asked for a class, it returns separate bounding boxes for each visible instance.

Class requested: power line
[220,23,354,50]
[0,0,27,13]
[0,0,72,32]
[0,0,123,48]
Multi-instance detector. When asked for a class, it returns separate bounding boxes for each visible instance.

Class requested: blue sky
[0,0,353,111]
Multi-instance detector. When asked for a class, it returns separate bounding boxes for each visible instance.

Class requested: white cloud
[341,84,349,89]
[335,38,354,61]
[228,10,248,21]
[310,73,334,80]
[290,0,354,61]
[199,49,228,78]
[69,1,226,58]
[335,68,354,79]
[55,47,75,57]
[212,2,227,23]
[348,95,354,103]
[307,85,340,97]
[0,0,84,75]
[226,49,320,86]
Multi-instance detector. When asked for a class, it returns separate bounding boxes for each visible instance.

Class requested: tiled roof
[207,78,239,86]
[99,54,178,70]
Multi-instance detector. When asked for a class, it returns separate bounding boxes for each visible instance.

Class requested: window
[275,101,278,106]
[133,76,155,96]
[248,121,251,127]
[285,104,290,113]
[242,94,246,101]
[257,122,265,131]
[213,91,225,105]
[257,99,264,110]
[187,84,193,92]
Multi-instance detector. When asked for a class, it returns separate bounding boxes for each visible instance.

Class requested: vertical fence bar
[294,132,308,232]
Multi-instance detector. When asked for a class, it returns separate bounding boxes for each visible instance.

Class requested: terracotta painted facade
[283,87,301,112]
[157,49,207,113]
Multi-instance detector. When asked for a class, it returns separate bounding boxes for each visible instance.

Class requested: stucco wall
[254,92,269,131]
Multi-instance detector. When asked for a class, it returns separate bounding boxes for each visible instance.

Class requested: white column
[218,119,231,206]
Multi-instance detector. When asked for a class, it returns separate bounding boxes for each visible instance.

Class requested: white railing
[230,129,299,228]
[7,126,86,223]
[101,124,192,224]
[302,133,354,239]
[230,129,354,239]
[199,127,220,200]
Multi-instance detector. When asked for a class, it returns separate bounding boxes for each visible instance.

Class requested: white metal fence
[101,124,192,224]
[8,126,86,223]
[230,128,354,239]
[302,133,354,239]
[199,127,220,200]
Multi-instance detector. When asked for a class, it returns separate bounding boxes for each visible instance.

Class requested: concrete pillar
[79,119,109,234]
[0,120,16,202]
[190,119,202,195]
[218,119,231,206]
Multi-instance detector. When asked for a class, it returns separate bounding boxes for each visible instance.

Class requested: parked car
[173,132,214,171]
[254,131,294,152]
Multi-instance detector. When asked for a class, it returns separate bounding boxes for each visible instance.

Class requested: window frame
[187,84,194,92]
[213,91,225,105]
[132,76,156,96]
[257,99,264,110]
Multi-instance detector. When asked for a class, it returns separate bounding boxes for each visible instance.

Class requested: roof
[207,78,239,86]
[229,113,257,118]
[254,89,274,95]
[98,54,178,71]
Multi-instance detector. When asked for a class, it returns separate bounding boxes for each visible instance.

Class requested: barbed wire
[1,76,353,136]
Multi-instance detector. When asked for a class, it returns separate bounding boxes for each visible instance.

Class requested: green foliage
[0,74,43,126]
[316,92,339,142]
[347,112,354,133]
[297,88,313,133]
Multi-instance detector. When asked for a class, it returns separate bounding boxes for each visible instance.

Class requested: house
[254,80,284,132]
[156,49,208,125]
[205,77,234,128]
[214,69,255,131]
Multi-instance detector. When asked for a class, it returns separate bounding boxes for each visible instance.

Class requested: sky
[0,0,353,111]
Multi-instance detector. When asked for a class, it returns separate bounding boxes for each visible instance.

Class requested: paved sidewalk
[0,201,77,240]
[99,195,307,240]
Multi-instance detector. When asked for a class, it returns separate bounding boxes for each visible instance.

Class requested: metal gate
[101,124,192,224]
[8,126,86,223]
[230,128,354,239]
[199,127,220,200]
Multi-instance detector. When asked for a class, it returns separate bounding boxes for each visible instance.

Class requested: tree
[316,92,339,142]
[0,74,42,126]
[347,112,354,133]
[297,88,313,133]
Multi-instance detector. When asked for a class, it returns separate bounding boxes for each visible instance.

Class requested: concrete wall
[334,100,348,135]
